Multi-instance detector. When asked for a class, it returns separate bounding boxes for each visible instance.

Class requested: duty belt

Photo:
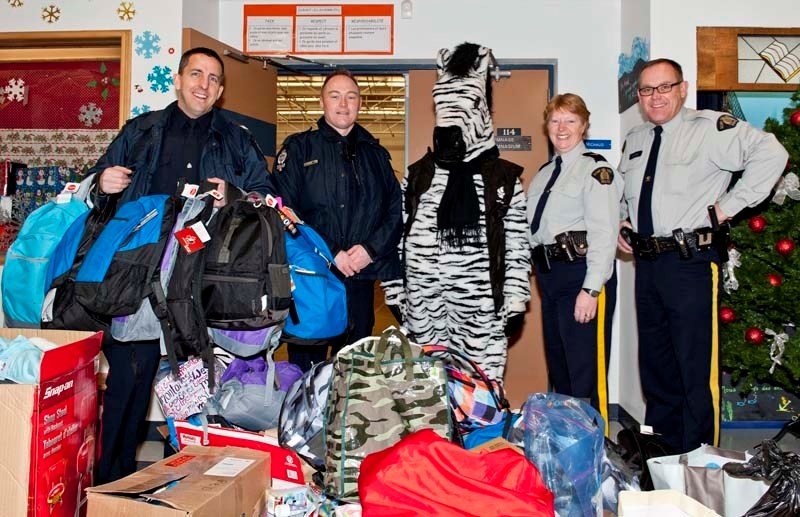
[532,230,587,273]
[624,227,726,260]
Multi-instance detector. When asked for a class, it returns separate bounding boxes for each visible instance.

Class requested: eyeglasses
[637,81,682,96]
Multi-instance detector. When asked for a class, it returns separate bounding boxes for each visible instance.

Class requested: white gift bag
[646,444,770,516]
[618,490,721,517]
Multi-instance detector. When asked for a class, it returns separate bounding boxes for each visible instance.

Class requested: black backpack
[200,192,292,330]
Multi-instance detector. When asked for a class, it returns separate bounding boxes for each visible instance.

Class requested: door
[182,28,278,165]
[406,68,551,408]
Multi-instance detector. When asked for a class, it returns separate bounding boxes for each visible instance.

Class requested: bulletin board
[243,4,394,56]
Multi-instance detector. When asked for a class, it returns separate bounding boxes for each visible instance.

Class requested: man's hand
[206,177,227,208]
[346,244,372,273]
[574,290,598,324]
[98,166,133,194]
[713,202,730,224]
[617,220,634,254]
[335,250,357,277]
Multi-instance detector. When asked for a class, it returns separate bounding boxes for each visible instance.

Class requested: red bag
[358,429,554,517]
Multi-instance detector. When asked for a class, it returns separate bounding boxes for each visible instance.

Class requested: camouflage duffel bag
[323,327,453,501]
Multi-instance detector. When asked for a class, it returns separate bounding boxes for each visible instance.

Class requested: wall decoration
[8,0,23,8]
[146,65,173,93]
[134,30,161,59]
[618,36,649,113]
[739,35,800,85]
[0,129,117,169]
[41,4,60,24]
[117,1,135,22]
[0,61,120,129]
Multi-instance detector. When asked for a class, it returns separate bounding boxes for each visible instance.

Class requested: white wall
[651,0,800,110]
[219,0,623,166]
[0,0,184,116]
[615,0,650,422]
[183,0,220,40]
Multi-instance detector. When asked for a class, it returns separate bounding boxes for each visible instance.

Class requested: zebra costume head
[433,42,496,164]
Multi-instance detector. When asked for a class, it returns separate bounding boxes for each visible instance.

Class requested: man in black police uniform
[617,58,788,453]
[268,69,402,371]
[91,47,269,482]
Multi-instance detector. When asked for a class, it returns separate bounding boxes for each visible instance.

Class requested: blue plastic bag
[524,393,605,517]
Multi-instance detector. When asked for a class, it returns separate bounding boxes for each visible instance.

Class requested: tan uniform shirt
[619,108,788,237]
[527,142,623,292]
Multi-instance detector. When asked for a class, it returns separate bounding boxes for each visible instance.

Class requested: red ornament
[748,215,767,233]
[785,159,792,172]
[791,110,800,126]
[720,307,736,324]
[745,327,765,345]
[776,238,795,256]
[767,273,783,286]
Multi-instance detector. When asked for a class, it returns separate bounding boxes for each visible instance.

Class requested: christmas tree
[720,89,800,394]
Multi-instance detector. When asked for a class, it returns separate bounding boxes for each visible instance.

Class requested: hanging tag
[181,182,199,198]
[175,221,210,254]
[209,189,224,201]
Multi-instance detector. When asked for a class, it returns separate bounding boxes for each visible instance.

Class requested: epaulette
[582,151,608,163]
[692,109,740,131]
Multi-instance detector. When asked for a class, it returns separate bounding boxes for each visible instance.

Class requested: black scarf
[435,146,499,248]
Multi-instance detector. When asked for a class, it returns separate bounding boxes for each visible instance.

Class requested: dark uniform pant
[635,250,721,453]
[535,259,616,422]
[96,339,161,484]
[288,278,376,372]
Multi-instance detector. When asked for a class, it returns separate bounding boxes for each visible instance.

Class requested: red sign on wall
[243,4,394,55]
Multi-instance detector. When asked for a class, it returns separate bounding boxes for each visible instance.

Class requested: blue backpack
[282,220,348,344]
[1,179,94,327]
[72,194,178,318]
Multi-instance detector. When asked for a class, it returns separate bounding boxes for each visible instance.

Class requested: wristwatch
[582,288,600,298]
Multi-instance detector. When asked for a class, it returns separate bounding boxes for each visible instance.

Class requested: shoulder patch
[275,148,288,172]
[538,159,552,172]
[591,166,614,185]
[582,151,608,163]
[717,114,739,131]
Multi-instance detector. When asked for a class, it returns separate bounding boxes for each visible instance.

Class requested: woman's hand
[574,290,598,324]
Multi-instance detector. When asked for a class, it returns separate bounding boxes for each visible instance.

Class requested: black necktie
[637,125,663,236]
[530,156,562,236]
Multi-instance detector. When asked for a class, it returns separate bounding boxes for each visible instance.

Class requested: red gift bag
[358,429,554,516]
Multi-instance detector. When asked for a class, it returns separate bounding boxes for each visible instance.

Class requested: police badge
[591,166,614,185]
[276,148,288,172]
[717,114,739,131]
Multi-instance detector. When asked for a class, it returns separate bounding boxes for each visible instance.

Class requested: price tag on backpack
[175,221,210,254]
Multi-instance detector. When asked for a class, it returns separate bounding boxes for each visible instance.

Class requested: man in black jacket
[91,47,269,483]
[268,69,402,370]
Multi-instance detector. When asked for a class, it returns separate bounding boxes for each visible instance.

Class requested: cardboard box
[86,445,270,517]
[173,420,305,485]
[0,329,102,517]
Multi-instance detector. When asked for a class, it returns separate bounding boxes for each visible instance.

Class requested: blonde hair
[544,93,590,127]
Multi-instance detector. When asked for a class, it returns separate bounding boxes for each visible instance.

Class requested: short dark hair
[321,69,360,93]
[178,47,224,82]
[639,58,683,82]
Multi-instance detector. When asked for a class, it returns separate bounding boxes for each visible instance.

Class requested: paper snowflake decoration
[134,31,162,59]
[78,103,104,127]
[117,2,135,22]
[130,105,151,118]
[147,65,173,93]
[41,4,61,23]
[5,78,27,102]
[8,0,24,8]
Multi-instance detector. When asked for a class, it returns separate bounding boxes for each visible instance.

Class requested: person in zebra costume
[383,42,530,381]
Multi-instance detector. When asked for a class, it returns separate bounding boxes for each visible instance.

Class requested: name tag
[629,150,643,160]
[303,159,318,167]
